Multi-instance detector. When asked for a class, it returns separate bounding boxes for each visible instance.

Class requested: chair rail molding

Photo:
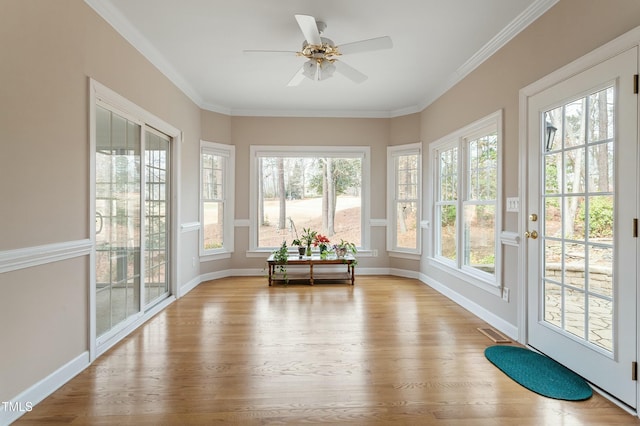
[0,239,93,274]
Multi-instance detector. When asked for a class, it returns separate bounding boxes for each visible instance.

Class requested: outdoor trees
[544,87,613,240]
[309,158,361,236]
[258,154,362,247]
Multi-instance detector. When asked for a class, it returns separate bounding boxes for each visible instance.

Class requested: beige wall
[0,0,202,402]
[3,0,640,413]
[220,116,393,272]
[419,0,640,325]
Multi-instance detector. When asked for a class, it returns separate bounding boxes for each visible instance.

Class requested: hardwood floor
[15,276,639,425]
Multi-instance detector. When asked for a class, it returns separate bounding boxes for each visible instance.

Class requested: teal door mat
[485,345,593,401]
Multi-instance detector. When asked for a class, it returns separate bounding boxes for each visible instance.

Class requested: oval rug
[484,345,592,401]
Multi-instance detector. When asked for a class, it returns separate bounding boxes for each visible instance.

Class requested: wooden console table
[266,253,356,286]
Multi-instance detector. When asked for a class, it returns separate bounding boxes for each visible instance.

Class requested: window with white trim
[387,143,421,255]
[431,111,502,286]
[250,146,370,251]
[200,141,235,256]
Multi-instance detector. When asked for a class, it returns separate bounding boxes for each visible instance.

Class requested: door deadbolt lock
[529,213,538,222]
[525,230,538,239]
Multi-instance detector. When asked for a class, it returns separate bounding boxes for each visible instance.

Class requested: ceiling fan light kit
[245,14,392,86]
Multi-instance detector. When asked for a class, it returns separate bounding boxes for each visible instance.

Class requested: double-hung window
[431,111,502,287]
[200,141,235,257]
[387,143,422,255]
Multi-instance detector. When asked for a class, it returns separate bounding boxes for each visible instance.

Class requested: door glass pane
[145,130,170,308]
[95,106,141,337]
[542,86,615,353]
[544,282,561,327]
[544,197,562,238]
[544,152,562,194]
[565,287,586,339]
[543,239,561,281]
[589,296,613,351]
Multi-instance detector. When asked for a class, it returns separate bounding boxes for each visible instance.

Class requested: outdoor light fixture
[545,121,557,152]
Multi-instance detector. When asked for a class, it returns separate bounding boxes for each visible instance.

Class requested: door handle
[525,230,538,239]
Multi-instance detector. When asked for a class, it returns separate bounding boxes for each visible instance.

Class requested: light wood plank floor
[16,276,640,425]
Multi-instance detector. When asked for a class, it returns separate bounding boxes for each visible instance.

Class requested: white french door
[526,47,638,407]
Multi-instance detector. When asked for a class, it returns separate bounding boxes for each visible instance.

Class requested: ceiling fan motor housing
[301,37,338,59]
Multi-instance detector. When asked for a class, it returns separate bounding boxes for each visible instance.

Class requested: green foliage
[308,158,361,196]
[300,227,317,247]
[577,197,613,238]
[204,241,223,249]
[441,205,456,227]
[272,240,289,283]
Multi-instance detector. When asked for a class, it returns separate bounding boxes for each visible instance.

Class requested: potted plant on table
[300,227,317,257]
[289,218,306,257]
[313,234,331,259]
[291,238,305,257]
[333,239,357,258]
[272,240,289,283]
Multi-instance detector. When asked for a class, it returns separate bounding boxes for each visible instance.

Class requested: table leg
[350,262,354,285]
[309,263,314,285]
[268,263,272,286]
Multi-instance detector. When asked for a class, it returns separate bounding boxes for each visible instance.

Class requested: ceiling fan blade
[339,36,393,55]
[295,14,322,46]
[287,66,306,86]
[243,49,297,56]
[334,61,368,84]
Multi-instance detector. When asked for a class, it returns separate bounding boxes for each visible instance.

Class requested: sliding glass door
[144,129,170,308]
[95,105,171,339]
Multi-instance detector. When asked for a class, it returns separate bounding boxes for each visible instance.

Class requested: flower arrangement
[314,234,330,259]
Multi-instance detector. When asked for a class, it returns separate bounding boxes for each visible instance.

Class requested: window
[431,111,502,287]
[387,143,422,255]
[200,141,235,256]
[250,146,370,251]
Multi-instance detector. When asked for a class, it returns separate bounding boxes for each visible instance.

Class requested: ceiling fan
[244,14,393,86]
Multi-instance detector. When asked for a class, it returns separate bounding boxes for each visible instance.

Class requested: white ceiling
[85,0,557,118]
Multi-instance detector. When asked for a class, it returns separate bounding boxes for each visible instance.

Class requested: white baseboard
[418,272,519,340]
[0,351,89,426]
[177,276,201,297]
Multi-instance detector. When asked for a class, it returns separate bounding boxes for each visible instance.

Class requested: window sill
[427,257,501,297]
[388,251,421,261]
[200,251,232,261]
[247,249,371,258]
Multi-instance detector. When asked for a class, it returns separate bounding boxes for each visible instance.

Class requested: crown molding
[417,0,559,112]
[84,0,206,108]
[229,108,395,119]
[85,0,558,119]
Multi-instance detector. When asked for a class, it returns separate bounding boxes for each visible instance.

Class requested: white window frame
[387,142,422,258]
[200,140,235,259]
[249,145,371,253]
[428,110,503,292]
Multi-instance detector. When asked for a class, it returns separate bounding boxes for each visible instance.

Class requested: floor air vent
[477,327,511,343]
